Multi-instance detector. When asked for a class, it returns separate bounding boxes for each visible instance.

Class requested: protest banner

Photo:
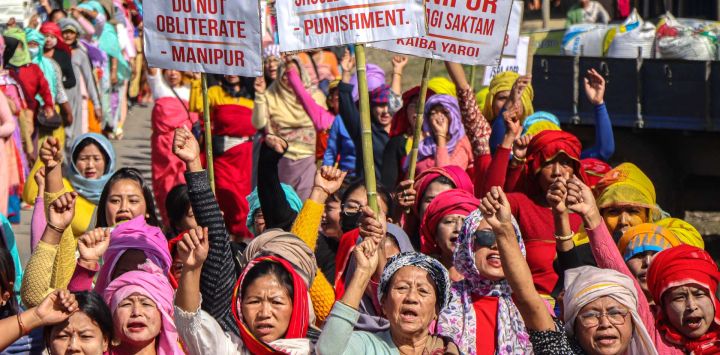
[483,35,530,86]
[144,0,262,76]
[504,1,524,56]
[276,0,425,52]
[370,0,514,65]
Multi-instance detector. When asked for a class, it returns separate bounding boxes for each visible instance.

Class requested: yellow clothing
[656,217,705,249]
[23,173,97,237]
[617,223,680,260]
[526,121,561,136]
[21,188,78,307]
[291,199,336,324]
[482,71,534,122]
[190,85,254,113]
[595,163,660,220]
[428,77,457,97]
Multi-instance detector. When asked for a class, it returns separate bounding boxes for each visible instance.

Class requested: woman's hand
[479,186,513,231]
[546,176,568,215]
[172,127,201,171]
[254,76,266,95]
[353,237,380,276]
[358,205,385,244]
[430,113,450,145]
[35,168,46,195]
[503,75,531,113]
[34,290,78,327]
[512,134,532,161]
[78,228,111,267]
[341,49,356,83]
[47,192,78,232]
[39,137,63,169]
[566,177,602,229]
[391,55,408,75]
[313,166,348,196]
[394,180,416,211]
[584,69,605,106]
[264,134,288,154]
[176,226,209,272]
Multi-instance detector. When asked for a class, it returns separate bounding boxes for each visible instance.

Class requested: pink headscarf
[103,262,181,355]
[94,216,172,293]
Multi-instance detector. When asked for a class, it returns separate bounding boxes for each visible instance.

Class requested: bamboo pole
[354,44,378,215]
[469,65,477,91]
[406,58,432,182]
[201,73,215,192]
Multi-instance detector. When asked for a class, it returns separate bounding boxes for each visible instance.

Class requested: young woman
[414,95,473,175]
[45,291,114,355]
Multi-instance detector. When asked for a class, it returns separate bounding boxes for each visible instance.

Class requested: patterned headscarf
[595,163,660,220]
[617,223,681,261]
[522,111,561,136]
[417,94,465,162]
[378,252,451,310]
[483,71,534,121]
[437,210,532,355]
[369,84,391,106]
[656,217,705,249]
[349,63,386,102]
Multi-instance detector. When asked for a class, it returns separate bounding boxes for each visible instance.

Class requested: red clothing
[334,229,360,299]
[472,295,499,355]
[8,64,54,114]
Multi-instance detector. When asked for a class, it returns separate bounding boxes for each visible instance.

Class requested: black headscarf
[2,36,20,69]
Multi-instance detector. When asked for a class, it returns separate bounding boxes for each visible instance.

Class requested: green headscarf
[2,28,31,67]
[25,28,58,101]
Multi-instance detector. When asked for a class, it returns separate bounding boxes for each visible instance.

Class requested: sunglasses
[473,229,497,248]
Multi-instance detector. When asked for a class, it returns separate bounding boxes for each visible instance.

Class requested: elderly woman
[647,245,720,354]
[479,186,658,354]
[436,209,532,354]
[175,228,314,354]
[317,249,457,354]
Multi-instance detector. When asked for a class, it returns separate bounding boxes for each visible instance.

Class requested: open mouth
[594,334,618,346]
[127,322,147,332]
[115,214,132,224]
[684,316,704,330]
[400,308,419,322]
[255,323,275,335]
[486,253,502,267]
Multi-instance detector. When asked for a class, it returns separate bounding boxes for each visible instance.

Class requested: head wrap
[656,217,704,249]
[262,44,280,59]
[64,133,116,204]
[617,223,680,261]
[413,165,474,213]
[596,163,660,220]
[525,131,587,196]
[482,71,534,121]
[25,28,58,101]
[379,252,451,310]
[103,262,180,355]
[59,18,84,35]
[239,229,317,287]
[427,77,456,97]
[94,216,172,293]
[522,111,561,136]
[328,79,340,91]
[647,245,720,353]
[419,189,479,255]
[2,29,30,67]
[390,86,435,137]
[245,183,303,235]
[475,87,489,112]
[39,21,72,54]
[437,210,532,354]
[582,158,612,189]
[350,63,386,102]
[369,83,391,106]
[564,266,658,355]
[232,255,310,355]
[417,95,465,161]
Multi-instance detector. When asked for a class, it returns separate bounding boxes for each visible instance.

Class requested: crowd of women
[1,2,719,355]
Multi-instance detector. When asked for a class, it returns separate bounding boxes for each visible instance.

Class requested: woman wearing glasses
[480,186,659,354]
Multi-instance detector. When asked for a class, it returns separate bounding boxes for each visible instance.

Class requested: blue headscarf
[0,214,23,298]
[245,183,303,235]
[64,133,116,204]
[521,111,561,136]
[25,28,58,101]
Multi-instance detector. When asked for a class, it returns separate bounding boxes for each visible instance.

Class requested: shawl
[617,223,680,261]
[482,71,534,122]
[245,183,303,235]
[647,245,720,354]
[419,189,479,255]
[596,163,661,221]
[2,29,30,67]
[378,252,451,310]
[103,262,181,355]
[564,266,658,355]
[656,217,704,249]
[437,210,532,355]
[25,28,57,100]
[413,165,474,212]
[94,216,172,293]
[64,133,116,204]
[428,77,456,97]
[417,94,465,162]
[389,86,435,137]
[239,229,317,287]
[582,158,612,189]
[231,255,310,355]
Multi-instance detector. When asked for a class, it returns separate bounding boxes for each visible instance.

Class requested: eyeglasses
[578,308,630,327]
[341,202,364,215]
[473,229,497,248]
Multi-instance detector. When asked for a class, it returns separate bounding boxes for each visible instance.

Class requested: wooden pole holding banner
[469,65,477,91]
[201,73,215,192]
[354,44,379,215]
[406,58,432,182]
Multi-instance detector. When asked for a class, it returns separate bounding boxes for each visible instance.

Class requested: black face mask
[341,212,362,233]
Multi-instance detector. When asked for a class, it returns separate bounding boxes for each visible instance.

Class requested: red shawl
[389,86,435,137]
[231,255,309,355]
[648,245,720,354]
[167,233,185,290]
[334,229,361,299]
[420,189,479,255]
[581,158,612,190]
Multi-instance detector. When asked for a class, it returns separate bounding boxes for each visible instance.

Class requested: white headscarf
[564,266,658,355]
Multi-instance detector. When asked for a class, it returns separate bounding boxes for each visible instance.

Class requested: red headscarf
[413,165,474,213]
[390,86,435,137]
[39,21,72,54]
[420,189,479,255]
[582,158,612,190]
[167,233,185,289]
[647,245,720,354]
[232,255,309,355]
[525,131,588,189]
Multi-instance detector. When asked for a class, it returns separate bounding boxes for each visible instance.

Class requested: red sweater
[8,63,53,113]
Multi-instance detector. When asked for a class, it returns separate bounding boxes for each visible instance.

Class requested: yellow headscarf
[656,217,704,249]
[525,121,561,136]
[482,71,534,121]
[428,77,456,97]
[475,86,489,113]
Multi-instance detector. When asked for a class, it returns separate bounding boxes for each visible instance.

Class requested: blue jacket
[322,115,357,174]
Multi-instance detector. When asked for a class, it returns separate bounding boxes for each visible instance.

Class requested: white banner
[503,1,524,56]
[370,0,513,65]
[144,0,262,76]
[276,0,426,52]
[483,35,529,86]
